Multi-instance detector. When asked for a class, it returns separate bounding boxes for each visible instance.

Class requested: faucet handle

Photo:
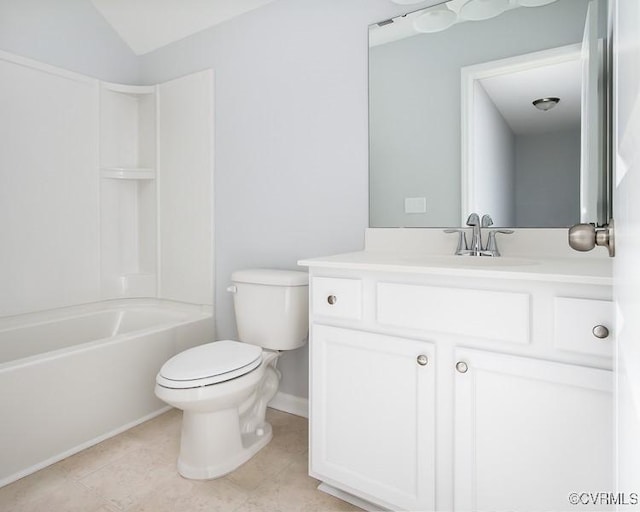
[485,229,514,256]
[444,229,468,255]
[466,213,480,226]
[481,214,494,228]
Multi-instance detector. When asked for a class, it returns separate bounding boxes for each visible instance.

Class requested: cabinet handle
[327,295,337,305]
[417,354,428,366]
[456,361,468,373]
[592,325,610,339]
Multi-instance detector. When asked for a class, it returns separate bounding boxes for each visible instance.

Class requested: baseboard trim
[268,391,308,418]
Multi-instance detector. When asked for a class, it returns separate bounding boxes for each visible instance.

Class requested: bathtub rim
[0,298,214,371]
[0,297,212,330]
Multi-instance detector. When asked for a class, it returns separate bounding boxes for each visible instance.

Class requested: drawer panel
[312,277,362,320]
[377,282,530,344]
[554,297,613,357]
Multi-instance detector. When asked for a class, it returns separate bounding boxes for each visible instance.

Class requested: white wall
[158,70,215,306]
[472,83,516,227]
[0,0,137,316]
[138,0,419,398]
[0,56,101,316]
[0,0,139,83]
[0,0,139,315]
[613,0,640,490]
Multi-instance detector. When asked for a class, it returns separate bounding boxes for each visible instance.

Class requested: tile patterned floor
[0,408,361,512]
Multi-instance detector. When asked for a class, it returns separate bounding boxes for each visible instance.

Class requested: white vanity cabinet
[301,260,613,512]
[454,348,613,512]
[311,324,435,511]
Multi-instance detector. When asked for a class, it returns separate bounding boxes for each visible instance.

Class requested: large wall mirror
[369,0,611,228]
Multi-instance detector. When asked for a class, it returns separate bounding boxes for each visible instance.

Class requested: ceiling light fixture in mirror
[376,0,562,44]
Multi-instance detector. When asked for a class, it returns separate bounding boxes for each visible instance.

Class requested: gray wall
[0,0,139,83]
[369,0,589,227]
[138,0,420,399]
[515,128,581,227]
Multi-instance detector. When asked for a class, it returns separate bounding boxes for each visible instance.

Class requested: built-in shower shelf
[101,82,155,96]
[101,168,155,180]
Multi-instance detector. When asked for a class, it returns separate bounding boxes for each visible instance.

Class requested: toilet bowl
[155,269,308,479]
[155,341,281,479]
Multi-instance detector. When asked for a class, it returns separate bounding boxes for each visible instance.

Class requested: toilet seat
[156,340,262,389]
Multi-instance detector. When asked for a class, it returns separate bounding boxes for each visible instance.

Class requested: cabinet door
[311,325,435,511]
[454,348,613,512]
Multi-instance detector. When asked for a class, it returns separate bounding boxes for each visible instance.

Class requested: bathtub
[0,299,214,487]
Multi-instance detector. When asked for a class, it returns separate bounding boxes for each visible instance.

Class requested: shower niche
[98,71,214,304]
[100,83,157,297]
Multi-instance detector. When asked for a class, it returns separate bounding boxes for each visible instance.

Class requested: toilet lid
[156,340,262,389]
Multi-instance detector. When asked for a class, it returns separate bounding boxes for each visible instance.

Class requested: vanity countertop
[298,251,612,286]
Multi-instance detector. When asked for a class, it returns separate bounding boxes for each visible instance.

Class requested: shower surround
[0,50,214,485]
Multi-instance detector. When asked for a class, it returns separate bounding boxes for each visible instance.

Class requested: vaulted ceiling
[90,0,278,55]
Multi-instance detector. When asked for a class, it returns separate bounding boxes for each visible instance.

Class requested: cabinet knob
[592,324,610,339]
[417,354,429,366]
[456,361,468,374]
[327,295,337,305]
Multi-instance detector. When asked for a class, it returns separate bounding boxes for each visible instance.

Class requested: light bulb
[413,5,457,33]
[459,0,509,21]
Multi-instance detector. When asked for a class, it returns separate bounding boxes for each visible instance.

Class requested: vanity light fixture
[413,4,457,33]
[518,0,557,7]
[459,0,509,21]
[532,97,560,111]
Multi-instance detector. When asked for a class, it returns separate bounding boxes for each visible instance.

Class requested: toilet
[155,268,309,480]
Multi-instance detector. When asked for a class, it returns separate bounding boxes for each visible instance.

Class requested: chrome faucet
[443,229,468,255]
[466,213,483,254]
[484,229,514,256]
[481,214,493,229]
[444,213,513,256]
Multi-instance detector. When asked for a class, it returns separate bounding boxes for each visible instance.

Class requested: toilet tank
[230,269,309,350]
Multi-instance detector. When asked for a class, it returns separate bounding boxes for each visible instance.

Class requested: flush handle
[327,295,337,305]
[417,354,429,366]
[456,361,469,374]
[592,325,610,339]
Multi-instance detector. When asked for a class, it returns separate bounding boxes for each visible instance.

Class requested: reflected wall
[369,0,590,227]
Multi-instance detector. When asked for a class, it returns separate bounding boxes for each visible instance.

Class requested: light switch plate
[404,197,427,214]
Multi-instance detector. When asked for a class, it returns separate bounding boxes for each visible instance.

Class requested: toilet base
[177,409,274,480]
[155,349,282,480]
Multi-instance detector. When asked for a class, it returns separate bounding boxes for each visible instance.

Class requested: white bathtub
[0,299,214,487]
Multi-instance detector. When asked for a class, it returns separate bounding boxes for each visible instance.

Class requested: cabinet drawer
[554,297,613,357]
[312,277,362,320]
[377,282,530,344]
